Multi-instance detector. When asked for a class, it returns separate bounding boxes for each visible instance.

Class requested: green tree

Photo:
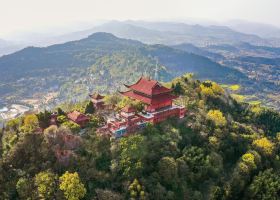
[179,146,215,184]
[116,96,133,110]
[241,152,257,171]
[62,121,80,133]
[158,156,178,186]
[173,82,184,95]
[36,110,51,129]
[246,169,280,200]
[16,177,35,200]
[95,189,124,200]
[21,114,39,133]
[255,109,280,137]
[84,101,95,114]
[5,133,54,173]
[207,109,227,127]
[6,118,21,132]
[59,171,86,200]
[2,131,18,157]
[252,137,275,156]
[35,171,57,199]
[104,94,122,108]
[57,115,67,124]
[57,107,66,116]
[114,135,147,178]
[43,125,58,142]
[200,81,224,97]
[128,179,146,200]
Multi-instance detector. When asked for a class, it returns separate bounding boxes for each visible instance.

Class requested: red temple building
[98,77,186,137]
[98,105,147,137]
[67,111,90,127]
[90,93,105,109]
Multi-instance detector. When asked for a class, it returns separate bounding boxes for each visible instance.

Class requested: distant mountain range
[58,21,278,47]
[0,21,279,110]
[172,43,225,61]
[0,39,24,56]
[2,20,280,56]
[226,20,280,39]
[0,32,242,82]
[0,32,245,107]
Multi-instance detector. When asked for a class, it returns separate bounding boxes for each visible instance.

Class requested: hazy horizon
[1,0,280,40]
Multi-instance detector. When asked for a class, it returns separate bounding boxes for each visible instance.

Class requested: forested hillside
[172,42,280,111]
[0,32,243,108]
[1,74,280,199]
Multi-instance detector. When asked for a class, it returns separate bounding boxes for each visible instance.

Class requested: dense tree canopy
[35,171,57,199]
[246,169,280,200]
[59,171,86,200]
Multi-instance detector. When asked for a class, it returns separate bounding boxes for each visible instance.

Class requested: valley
[1,1,280,199]
[0,33,245,116]
[0,21,280,123]
[174,42,280,110]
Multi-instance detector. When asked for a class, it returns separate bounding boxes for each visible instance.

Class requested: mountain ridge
[0,32,245,109]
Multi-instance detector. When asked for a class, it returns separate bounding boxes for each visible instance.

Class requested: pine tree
[85,101,95,114]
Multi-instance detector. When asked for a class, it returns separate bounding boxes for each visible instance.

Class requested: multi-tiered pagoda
[89,93,105,109]
[121,77,185,123]
[98,77,186,137]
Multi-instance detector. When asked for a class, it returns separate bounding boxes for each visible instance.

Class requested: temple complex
[90,93,105,109]
[98,77,185,137]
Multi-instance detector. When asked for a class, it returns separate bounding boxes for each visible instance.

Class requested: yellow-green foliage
[238,162,250,174]
[221,84,240,91]
[57,115,67,124]
[209,136,220,148]
[163,82,173,89]
[241,153,256,170]
[118,134,147,177]
[229,84,241,91]
[231,94,246,102]
[250,105,262,114]
[116,96,144,112]
[183,73,194,79]
[6,118,21,131]
[59,101,88,113]
[61,121,80,133]
[200,84,214,96]
[16,178,33,199]
[116,96,133,110]
[128,179,146,200]
[200,81,224,97]
[249,100,262,106]
[35,171,57,199]
[103,93,122,107]
[2,131,18,157]
[253,137,275,156]
[198,100,205,109]
[21,114,39,133]
[277,132,280,143]
[207,110,227,126]
[59,171,86,200]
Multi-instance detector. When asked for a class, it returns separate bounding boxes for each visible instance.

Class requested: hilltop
[0,32,243,110]
[0,74,279,199]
